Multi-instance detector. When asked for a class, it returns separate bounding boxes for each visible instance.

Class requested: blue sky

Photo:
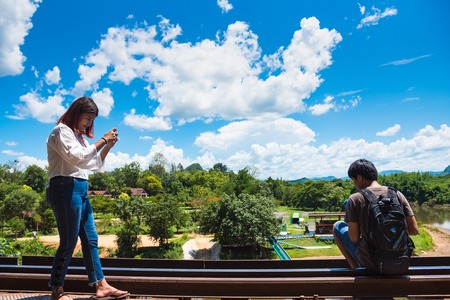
[1,0,449,180]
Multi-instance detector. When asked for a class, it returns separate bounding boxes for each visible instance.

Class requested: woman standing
[46,96,129,300]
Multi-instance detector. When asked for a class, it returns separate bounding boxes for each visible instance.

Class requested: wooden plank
[3,264,450,276]
[0,272,449,298]
[20,255,450,269]
[0,257,18,265]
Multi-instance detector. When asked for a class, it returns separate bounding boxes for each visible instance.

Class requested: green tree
[0,160,22,184]
[22,164,47,193]
[90,195,116,215]
[137,174,163,196]
[1,187,40,224]
[234,168,260,195]
[113,193,147,257]
[112,162,142,189]
[200,193,278,249]
[146,194,187,246]
[8,217,26,238]
[148,152,167,180]
[212,163,229,173]
[89,172,116,193]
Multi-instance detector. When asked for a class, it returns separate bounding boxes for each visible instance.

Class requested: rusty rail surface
[0,256,449,298]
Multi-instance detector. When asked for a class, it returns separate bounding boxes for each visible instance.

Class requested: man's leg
[333,221,358,268]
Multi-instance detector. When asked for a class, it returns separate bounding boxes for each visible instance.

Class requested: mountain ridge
[291,165,450,182]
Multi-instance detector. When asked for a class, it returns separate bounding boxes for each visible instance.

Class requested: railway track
[0,256,449,299]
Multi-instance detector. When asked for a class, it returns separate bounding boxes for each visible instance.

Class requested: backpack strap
[360,187,400,205]
[386,187,400,205]
[359,188,378,205]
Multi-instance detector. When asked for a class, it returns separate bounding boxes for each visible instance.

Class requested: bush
[12,238,56,261]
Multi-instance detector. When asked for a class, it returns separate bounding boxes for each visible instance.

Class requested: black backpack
[359,187,415,275]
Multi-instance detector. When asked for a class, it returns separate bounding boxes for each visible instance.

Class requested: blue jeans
[46,176,104,287]
[333,221,360,265]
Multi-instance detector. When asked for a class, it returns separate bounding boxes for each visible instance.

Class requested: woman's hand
[103,128,119,147]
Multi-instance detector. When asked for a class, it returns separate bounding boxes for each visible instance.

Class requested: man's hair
[57,96,98,138]
[348,159,378,181]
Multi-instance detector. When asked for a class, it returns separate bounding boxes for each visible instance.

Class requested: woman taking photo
[46,96,129,300]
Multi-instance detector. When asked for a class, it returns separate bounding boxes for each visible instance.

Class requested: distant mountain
[291,176,337,183]
[379,170,404,176]
[185,163,204,172]
[290,166,450,182]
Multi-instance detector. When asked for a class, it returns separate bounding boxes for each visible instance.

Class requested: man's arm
[348,221,360,243]
[406,215,419,235]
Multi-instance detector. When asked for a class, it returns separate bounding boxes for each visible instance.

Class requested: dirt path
[420,225,450,256]
[36,234,160,257]
[36,233,215,258]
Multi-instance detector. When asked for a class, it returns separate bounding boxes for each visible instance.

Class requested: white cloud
[0,0,40,76]
[31,65,39,78]
[13,92,66,123]
[72,17,342,123]
[357,3,365,15]
[402,97,420,102]
[357,6,398,29]
[91,88,114,117]
[15,155,47,170]
[380,54,432,67]
[5,141,17,146]
[139,136,153,140]
[104,138,189,171]
[71,47,110,96]
[308,95,361,116]
[123,108,172,131]
[195,118,316,156]
[158,16,182,43]
[2,149,24,156]
[14,124,450,179]
[217,0,233,13]
[376,124,401,137]
[309,96,335,115]
[45,66,61,85]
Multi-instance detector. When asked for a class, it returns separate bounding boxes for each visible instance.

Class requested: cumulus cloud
[195,118,316,157]
[104,138,189,171]
[309,96,335,115]
[13,92,66,123]
[124,109,172,131]
[91,88,114,117]
[16,123,450,179]
[45,66,61,85]
[308,94,361,115]
[376,124,401,136]
[109,124,450,179]
[14,155,47,170]
[158,16,182,43]
[357,6,397,29]
[72,17,342,123]
[0,0,40,76]
[218,124,450,179]
[217,0,233,13]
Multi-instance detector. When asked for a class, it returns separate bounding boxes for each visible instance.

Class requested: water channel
[414,206,450,230]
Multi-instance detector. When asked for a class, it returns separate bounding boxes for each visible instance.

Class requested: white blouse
[47,123,104,180]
